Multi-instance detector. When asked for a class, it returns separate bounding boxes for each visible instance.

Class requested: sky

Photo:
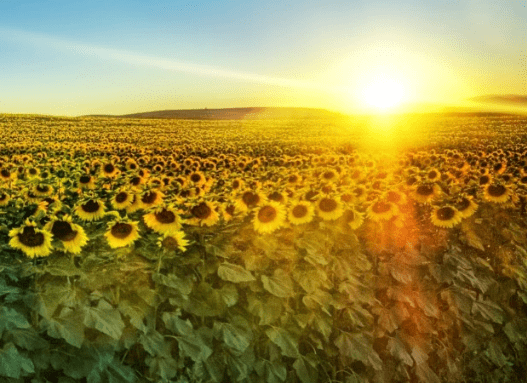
[0,0,526,116]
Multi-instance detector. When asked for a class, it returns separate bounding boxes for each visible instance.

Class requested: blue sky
[0,0,525,115]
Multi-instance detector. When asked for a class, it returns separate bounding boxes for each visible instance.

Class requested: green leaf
[261,269,295,298]
[178,334,213,362]
[146,354,178,381]
[118,299,147,332]
[293,357,318,383]
[265,327,300,358]
[184,282,225,317]
[219,283,239,307]
[472,300,505,324]
[44,256,84,277]
[218,262,256,283]
[152,272,194,296]
[387,335,413,366]
[213,318,253,353]
[293,268,328,293]
[415,362,441,383]
[335,332,382,370]
[42,307,85,348]
[83,299,125,340]
[4,328,48,351]
[0,342,35,379]
[247,295,283,326]
[486,339,507,367]
[0,307,30,337]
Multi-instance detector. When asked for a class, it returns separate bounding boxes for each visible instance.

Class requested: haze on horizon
[0,0,526,116]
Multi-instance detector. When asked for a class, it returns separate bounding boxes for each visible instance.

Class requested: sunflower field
[2,113,527,382]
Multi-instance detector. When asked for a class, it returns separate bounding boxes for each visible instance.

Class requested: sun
[363,79,405,111]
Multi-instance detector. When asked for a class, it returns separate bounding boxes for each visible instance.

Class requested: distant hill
[469,94,527,106]
[85,107,346,120]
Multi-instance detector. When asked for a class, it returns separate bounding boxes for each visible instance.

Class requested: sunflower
[143,206,182,233]
[187,201,220,226]
[188,171,206,187]
[78,174,96,189]
[33,184,53,197]
[9,220,53,258]
[253,201,287,234]
[316,195,344,221]
[104,219,140,248]
[101,162,119,178]
[231,178,244,192]
[158,230,189,252]
[111,189,134,210]
[45,215,88,254]
[455,195,478,218]
[287,200,315,225]
[342,208,364,230]
[484,183,511,203]
[367,200,397,222]
[0,192,10,206]
[0,168,15,182]
[267,190,288,205]
[139,189,164,210]
[235,190,266,213]
[125,194,142,214]
[74,199,106,221]
[220,203,237,222]
[412,183,441,204]
[430,206,462,228]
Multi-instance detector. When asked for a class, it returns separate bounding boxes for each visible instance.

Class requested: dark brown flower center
[225,205,235,215]
[387,191,401,204]
[416,185,434,196]
[51,221,77,242]
[343,210,356,223]
[115,192,128,203]
[304,190,318,201]
[292,204,308,218]
[242,192,259,207]
[479,175,490,185]
[0,194,6,201]
[111,223,133,239]
[323,171,335,179]
[268,191,284,202]
[436,207,456,221]
[81,200,101,213]
[18,226,45,247]
[232,180,240,189]
[103,164,115,173]
[1,169,10,178]
[258,206,277,223]
[371,201,391,214]
[142,191,157,204]
[131,177,141,186]
[36,185,49,193]
[457,198,471,211]
[319,198,337,212]
[487,184,507,197]
[191,202,212,219]
[190,173,202,183]
[79,175,91,184]
[162,236,180,250]
[155,209,176,224]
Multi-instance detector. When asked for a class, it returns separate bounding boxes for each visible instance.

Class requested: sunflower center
[232,180,240,189]
[225,205,235,216]
[371,201,392,214]
[51,221,77,242]
[387,191,401,204]
[1,169,10,178]
[142,192,157,204]
[115,192,128,203]
[79,175,91,184]
[304,190,318,201]
[258,206,277,223]
[162,236,180,250]
[190,173,202,183]
[155,209,176,224]
[343,210,355,222]
[191,202,212,219]
[111,223,133,239]
[104,164,115,173]
[487,184,507,197]
[319,198,337,212]
[36,185,49,193]
[131,177,141,186]
[268,192,284,202]
[0,194,6,201]
[457,198,470,211]
[292,204,308,218]
[242,192,259,207]
[323,171,335,180]
[436,207,456,221]
[81,200,101,213]
[18,226,45,247]
[479,175,490,185]
[416,185,434,196]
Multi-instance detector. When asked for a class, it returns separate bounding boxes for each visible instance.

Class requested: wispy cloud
[0,27,337,92]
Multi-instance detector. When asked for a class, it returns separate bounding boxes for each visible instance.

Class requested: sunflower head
[104,219,140,248]
[431,205,462,228]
